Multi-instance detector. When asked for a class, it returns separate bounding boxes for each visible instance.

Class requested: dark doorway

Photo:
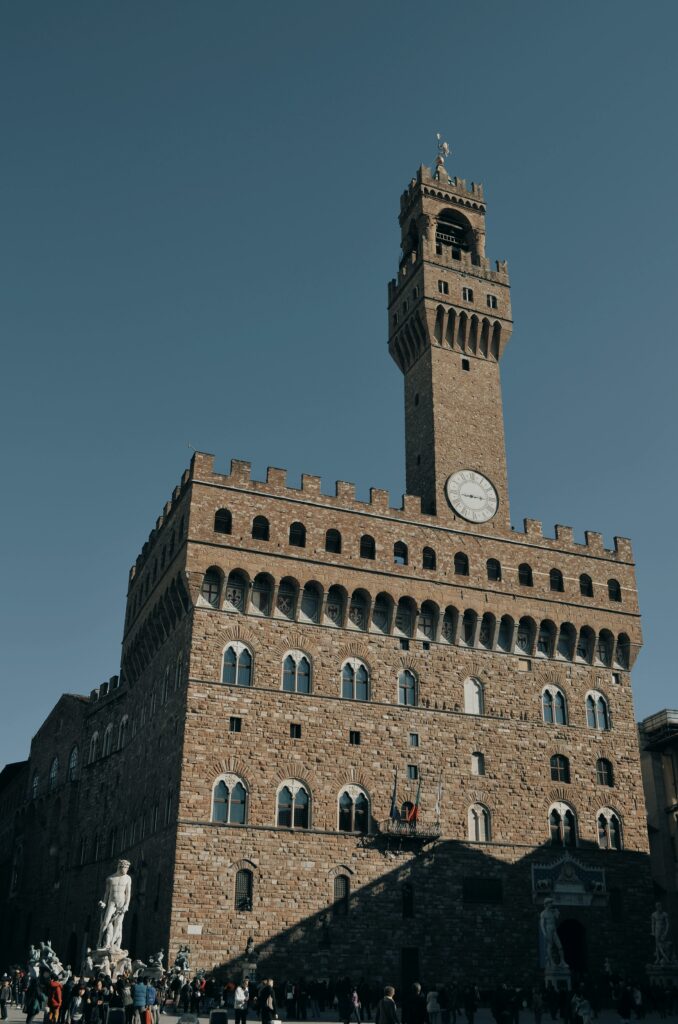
[401,947,420,992]
[67,932,78,971]
[558,918,587,973]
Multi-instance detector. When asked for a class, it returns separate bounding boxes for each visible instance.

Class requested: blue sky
[2,1,677,767]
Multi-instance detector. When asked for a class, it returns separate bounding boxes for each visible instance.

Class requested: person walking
[0,977,12,1021]
[374,988,399,1024]
[259,980,277,1024]
[25,978,47,1024]
[426,989,441,1024]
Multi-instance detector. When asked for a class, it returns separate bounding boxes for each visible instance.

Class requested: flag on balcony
[406,776,422,822]
[389,769,400,821]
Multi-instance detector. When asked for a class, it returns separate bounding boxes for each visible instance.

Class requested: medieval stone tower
[2,144,653,985]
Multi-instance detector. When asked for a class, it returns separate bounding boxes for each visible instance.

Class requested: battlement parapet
[400,165,485,214]
[184,452,634,562]
[87,675,120,705]
[129,466,191,582]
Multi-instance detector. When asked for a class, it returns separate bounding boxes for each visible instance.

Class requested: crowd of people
[2,966,678,1024]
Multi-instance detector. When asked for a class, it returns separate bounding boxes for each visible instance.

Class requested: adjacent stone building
[1,148,654,984]
[639,710,678,935]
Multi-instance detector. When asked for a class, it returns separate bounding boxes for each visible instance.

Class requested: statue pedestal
[646,963,678,988]
[545,963,571,991]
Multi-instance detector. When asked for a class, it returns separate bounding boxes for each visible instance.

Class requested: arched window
[212,777,248,824]
[372,593,392,634]
[348,590,369,630]
[402,882,415,918]
[468,804,491,842]
[557,623,576,660]
[31,772,40,800]
[478,612,495,650]
[518,563,533,587]
[222,643,253,687]
[118,718,128,751]
[615,633,631,670]
[550,754,570,783]
[360,534,375,560]
[461,609,477,646]
[549,804,576,847]
[341,659,369,701]
[580,574,593,597]
[49,757,59,791]
[102,724,113,758]
[333,875,350,916]
[276,577,298,620]
[597,630,614,667]
[394,541,408,566]
[175,651,183,690]
[586,692,610,731]
[395,597,415,638]
[422,547,436,570]
[598,809,622,850]
[515,617,535,655]
[454,551,469,576]
[325,584,345,627]
[549,568,564,593]
[245,574,270,616]
[252,516,270,541]
[537,621,556,658]
[464,677,484,715]
[471,752,485,776]
[289,522,306,548]
[325,529,342,554]
[486,558,501,582]
[576,626,595,664]
[67,745,79,782]
[441,606,458,644]
[214,509,232,534]
[89,732,99,764]
[282,652,311,694]
[225,570,248,613]
[418,601,438,641]
[300,582,322,624]
[398,670,417,707]
[277,781,310,829]
[596,758,614,787]
[608,579,622,603]
[497,615,513,652]
[200,567,222,608]
[338,788,370,833]
[542,687,567,726]
[235,868,253,911]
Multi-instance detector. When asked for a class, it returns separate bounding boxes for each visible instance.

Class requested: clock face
[445,470,498,523]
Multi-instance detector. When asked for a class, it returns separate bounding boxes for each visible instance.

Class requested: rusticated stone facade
[1,152,653,985]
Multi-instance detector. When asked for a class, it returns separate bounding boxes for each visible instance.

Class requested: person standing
[426,989,441,1024]
[235,980,250,1024]
[0,977,12,1021]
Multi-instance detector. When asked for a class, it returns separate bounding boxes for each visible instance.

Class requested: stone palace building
[1,147,654,984]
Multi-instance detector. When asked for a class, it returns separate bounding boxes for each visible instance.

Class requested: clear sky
[2,1,677,769]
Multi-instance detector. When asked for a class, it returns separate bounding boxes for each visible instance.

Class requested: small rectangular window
[229,716,242,733]
[438,280,449,295]
[462,358,470,371]
[399,638,410,651]
[407,764,419,781]
[422,641,431,652]
[517,658,531,672]
[435,242,443,255]
[462,287,474,302]
[612,673,621,685]
[486,294,498,309]
[349,730,361,746]
[290,723,301,739]
[409,733,420,748]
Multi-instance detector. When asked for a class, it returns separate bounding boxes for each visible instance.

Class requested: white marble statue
[540,899,565,967]
[97,859,132,951]
[652,901,673,965]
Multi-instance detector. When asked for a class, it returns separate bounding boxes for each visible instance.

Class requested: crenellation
[555,524,575,544]
[585,531,605,554]
[301,474,321,495]
[369,487,389,511]
[524,518,543,537]
[267,467,287,487]
[335,480,356,501]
